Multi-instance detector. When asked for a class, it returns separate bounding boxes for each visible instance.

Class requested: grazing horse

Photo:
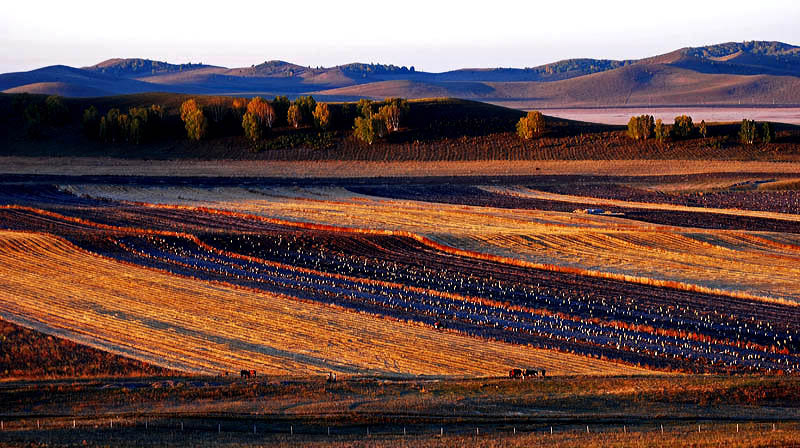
[509,368,523,379]
[241,369,256,378]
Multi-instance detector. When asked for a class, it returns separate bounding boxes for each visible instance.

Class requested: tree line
[174,95,411,145]
[627,114,775,144]
[13,94,70,137]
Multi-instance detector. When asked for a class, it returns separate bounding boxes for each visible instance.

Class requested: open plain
[2,98,800,447]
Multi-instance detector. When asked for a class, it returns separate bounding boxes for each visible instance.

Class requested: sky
[2,0,800,73]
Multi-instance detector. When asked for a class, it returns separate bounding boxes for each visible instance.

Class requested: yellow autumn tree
[516,110,545,140]
[312,103,331,129]
[179,99,208,141]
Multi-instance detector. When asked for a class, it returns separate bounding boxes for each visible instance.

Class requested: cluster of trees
[13,94,70,137]
[626,114,778,146]
[180,95,343,143]
[671,115,694,139]
[516,111,546,140]
[352,98,409,144]
[626,114,698,142]
[83,104,165,144]
[241,97,274,142]
[71,95,411,147]
[626,115,655,140]
[739,119,775,145]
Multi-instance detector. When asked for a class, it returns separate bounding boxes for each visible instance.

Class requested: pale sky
[2,0,800,73]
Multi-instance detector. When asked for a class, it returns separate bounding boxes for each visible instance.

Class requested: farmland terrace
[0,173,799,380]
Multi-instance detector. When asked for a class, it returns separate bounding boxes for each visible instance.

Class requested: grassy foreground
[1,375,799,447]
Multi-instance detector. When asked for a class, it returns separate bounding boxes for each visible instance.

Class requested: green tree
[117,113,131,142]
[357,98,373,118]
[671,115,694,139]
[180,99,208,141]
[271,96,290,127]
[82,106,100,139]
[353,114,386,144]
[126,105,163,144]
[654,119,666,142]
[739,119,757,145]
[242,112,263,142]
[313,102,331,129]
[44,95,69,126]
[353,116,375,144]
[99,108,121,143]
[699,120,708,138]
[129,115,143,144]
[761,122,775,143]
[23,103,43,138]
[294,96,317,125]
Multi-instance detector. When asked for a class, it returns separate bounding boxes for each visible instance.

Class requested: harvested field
[1,179,800,375]
[0,317,180,379]
[0,230,642,377]
[64,183,800,302]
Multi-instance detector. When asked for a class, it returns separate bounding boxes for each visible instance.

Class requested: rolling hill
[3,41,800,106]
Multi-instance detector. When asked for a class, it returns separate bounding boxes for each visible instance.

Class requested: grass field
[1,375,800,447]
[5,158,800,178]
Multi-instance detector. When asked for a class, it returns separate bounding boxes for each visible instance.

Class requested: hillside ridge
[3,41,800,106]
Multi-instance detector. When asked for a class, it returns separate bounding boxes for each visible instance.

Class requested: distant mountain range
[3,41,800,107]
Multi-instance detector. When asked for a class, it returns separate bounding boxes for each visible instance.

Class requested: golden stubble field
[64,183,800,304]
[0,230,651,377]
